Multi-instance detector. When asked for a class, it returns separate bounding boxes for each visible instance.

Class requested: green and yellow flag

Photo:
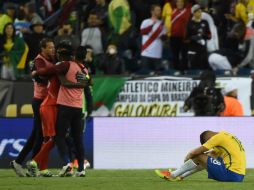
[108,0,131,35]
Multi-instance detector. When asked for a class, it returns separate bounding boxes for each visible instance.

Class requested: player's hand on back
[31,71,37,77]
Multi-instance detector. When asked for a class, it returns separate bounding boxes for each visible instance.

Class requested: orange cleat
[154,169,182,181]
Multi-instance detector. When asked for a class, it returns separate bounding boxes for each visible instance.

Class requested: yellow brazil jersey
[248,0,254,15]
[235,2,248,24]
[203,131,246,175]
[3,39,14,64]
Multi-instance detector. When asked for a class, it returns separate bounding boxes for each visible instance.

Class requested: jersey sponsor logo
[0,139,26,157]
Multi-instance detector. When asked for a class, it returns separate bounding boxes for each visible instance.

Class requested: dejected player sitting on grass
[155,130,246,182]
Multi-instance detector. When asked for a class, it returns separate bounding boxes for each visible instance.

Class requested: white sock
[180,165,203,179]
[171,159,197,178]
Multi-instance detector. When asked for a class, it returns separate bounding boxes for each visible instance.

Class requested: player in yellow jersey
[155,130,246,182]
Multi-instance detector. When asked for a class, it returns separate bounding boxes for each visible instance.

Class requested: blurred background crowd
[0,0,254,80]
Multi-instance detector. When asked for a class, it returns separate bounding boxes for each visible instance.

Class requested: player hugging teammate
[11,39,91,177]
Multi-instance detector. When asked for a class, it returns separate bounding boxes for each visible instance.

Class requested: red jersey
[41,76,60,106]
[171,6,191,37]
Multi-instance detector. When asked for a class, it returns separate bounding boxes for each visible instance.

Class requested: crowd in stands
[0,0,254,80]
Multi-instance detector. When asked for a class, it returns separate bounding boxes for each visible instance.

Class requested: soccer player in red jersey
[29,43,88,177]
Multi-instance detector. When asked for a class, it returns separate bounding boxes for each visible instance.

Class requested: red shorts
[40,105,57,137]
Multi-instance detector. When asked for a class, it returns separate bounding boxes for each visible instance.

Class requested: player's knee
[193,154,208,165]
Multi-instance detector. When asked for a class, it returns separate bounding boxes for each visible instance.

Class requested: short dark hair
[39,38,54,49]
[75,46,87,61]
[150,4,160,11]
[56,41,73,60]
[200,131,210,145]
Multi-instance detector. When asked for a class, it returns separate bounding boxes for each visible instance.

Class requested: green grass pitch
[0,169,254,190]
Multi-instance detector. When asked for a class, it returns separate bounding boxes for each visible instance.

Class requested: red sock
[40,151,50,171]
[33,139,54,170]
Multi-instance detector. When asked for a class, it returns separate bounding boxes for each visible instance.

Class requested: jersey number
[211,158,221,165]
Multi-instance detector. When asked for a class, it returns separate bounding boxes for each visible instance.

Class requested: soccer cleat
[71,159,91,170]
[71,159,78,170]
[75,170,86,177]
[26,160,39,177]
[59,164,72,177]
[65,168,74,177]
[10,160,25,177]
[39,169,53,177]
[155,169,171,179]
[84,159,91,169]
[155,169,182,181]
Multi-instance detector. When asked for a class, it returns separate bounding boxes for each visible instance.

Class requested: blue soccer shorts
[207,156,244,182]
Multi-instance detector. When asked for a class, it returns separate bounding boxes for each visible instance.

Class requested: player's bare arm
[184,146,209,162]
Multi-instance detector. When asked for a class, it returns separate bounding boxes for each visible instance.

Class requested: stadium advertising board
[0,118,93,168]
[111,77,252,116]
[0,77,252,117]
[0,119,31,158]
[93,117,254,169]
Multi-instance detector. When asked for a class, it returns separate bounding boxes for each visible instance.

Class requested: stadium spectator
[185,4,211,70]
[108,0,134,55]
[14,8,30,38]
[24,18,48,64]
[169,0,191,72]
[210,0,232,26]
[94,0,108,31]
[139,4,167,74]
[235,0,249,24]
[10,38,55,177]
[221,84,244,116]
[81,10,104,74]
[224,1,247,25]
[81,10,106,74]
[80,45,95,75]
[24,2,43,24]
[40,0,61,18]
[221,0,238,48]
[98,44,126,74]
[248,0,254,14]
[199,3,219,52]
[155,130,246,182]
[208,21,254,73]
[0,3,16,34]
[54,21,80,50]
[0,23,28,80]
[247,11,254,28]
